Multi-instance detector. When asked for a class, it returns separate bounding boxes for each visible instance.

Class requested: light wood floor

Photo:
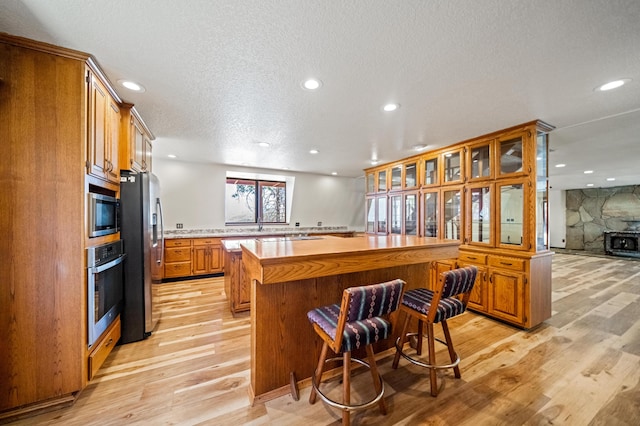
[8,253,640,425]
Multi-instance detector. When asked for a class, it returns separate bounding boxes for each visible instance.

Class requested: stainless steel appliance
[88,192,119,238]
[119,171,164,343]
[87,240,125,347]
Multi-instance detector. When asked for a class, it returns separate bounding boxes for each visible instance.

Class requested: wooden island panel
[241,235,459,403]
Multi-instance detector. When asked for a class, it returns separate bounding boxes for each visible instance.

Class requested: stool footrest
[395,333,461,370]
[311,356,385,412]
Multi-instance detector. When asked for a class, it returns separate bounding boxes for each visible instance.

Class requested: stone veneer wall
[565,185,640,251]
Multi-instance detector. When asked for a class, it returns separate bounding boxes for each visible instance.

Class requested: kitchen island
[241,234,460,403]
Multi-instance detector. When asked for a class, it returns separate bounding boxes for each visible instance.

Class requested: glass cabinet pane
[390,195,402,234]
[499,137,523,175]
[377,196,387,233]
[405,193,417,235]
[366,172,375,193]
[424,158,438,185]
[404,162,417,188]
[470,144,491,179]
[378,170,387,191]
[366,198,375,233]
[423,192,438,237]
[391,165,402,190]
[443,189,462,240]
[444,152,461,182]
[536,132,549,250]
[500,183,524,245]
[470,186,491,243]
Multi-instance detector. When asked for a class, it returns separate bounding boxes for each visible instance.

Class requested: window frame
[225,177,287,225]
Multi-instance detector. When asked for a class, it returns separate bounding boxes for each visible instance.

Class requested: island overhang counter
[240,235,460,404]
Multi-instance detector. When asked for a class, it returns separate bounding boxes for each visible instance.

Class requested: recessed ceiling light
[555,163,566,168]
[586,183,594,187]
[258,142,270,148]
[413,144,428,151]
[606,177,616,181]
[596,79,631,91]
[584,170,594,174]
[383,103,399,112]
[309,149,319,154]
[331,172,338,176]
[167,154,176,158]
[370,160,379,165]
[117,79,146,93]
[302,78,322,90]
[282,167,289,170]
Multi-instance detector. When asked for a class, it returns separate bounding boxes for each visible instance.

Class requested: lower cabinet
[164,238,223,279]
[223,247,250,314]
[88,315,121,380]
[457,248,552,329]
[192,238,222,276]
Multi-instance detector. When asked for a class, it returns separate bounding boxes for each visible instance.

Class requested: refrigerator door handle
[156,198,164,265]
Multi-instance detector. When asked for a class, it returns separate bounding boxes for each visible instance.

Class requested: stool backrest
[342,279,406,323]
[440,266,478,299]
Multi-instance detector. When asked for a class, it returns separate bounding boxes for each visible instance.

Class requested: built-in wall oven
[87,240,126,348]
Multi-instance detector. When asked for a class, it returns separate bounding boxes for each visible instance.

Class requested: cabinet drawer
[458,252,487,264]
[165,247,191,262]
[89,316,121,380]
[488,256,525,271]
[164,262,191,277]
[165,238,192,247]
[193,238,221,246]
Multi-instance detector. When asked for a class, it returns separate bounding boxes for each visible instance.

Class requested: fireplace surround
[604,231,640,258]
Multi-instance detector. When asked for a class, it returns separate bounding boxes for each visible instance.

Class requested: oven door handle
[88,253,126,274]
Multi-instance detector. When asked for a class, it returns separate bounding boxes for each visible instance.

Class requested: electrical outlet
[176,223,183,229]
[317,221,322,227]
[295,222,300,227]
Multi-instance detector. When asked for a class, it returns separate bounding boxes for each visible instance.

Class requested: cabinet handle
[105,338,113,347]
[467,256,477,260]
[500,262,513,266]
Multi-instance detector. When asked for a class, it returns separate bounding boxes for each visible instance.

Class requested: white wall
[153,158,365,231]
[549,189,566,248]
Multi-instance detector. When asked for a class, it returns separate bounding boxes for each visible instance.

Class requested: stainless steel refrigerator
[119,171,164,343]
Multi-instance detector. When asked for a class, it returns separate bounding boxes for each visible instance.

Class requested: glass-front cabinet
[468,140,493,181]
[466,183,493,246]
[423,155,439,186]
[366,196,388,235]
[377,169,387,192]
[496,180,526,250]
[443,187,463,240]
[443,148,464,184]
[389,194,402,234]
[390,164,402,191]
[497,132,526,178]
[422,190,438,237]
[404,192,418,235]
[404,161,418,189]
[366,172,375,194]
[535,131,549,251]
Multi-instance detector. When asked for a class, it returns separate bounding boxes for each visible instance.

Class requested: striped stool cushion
[401,288,466,323]
[307,304,393,353]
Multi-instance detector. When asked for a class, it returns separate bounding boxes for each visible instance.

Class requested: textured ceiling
[1,0,639,189]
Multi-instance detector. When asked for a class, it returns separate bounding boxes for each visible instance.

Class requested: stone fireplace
[604,231,640,258]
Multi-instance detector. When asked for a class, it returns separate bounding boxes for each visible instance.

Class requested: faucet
[257,215,263,232]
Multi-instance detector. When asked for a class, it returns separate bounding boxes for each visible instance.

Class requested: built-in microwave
[88,192,119,237]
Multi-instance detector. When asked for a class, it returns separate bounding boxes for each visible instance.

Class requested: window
[225,178,286,224]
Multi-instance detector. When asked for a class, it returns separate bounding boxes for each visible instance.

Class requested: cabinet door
[443,187,463,240]
[466,183,493,246]
[87,72,108,178]
[422,190,439,237]
[105,100,120,183]
[366,172,375,194]
[130,117,145,172]
[390,194,402,235]
[404,192,418,235]
[497,180,528,250]
[422,156,439,186]
[429,260,455,291]
[377,169,387,192]
[237,257,250,310]
[496,131,530,178]
[143,135,152,172]
[209,245,222,272]
[459,262,487,312]
[404,161,418,189]
[376,196,387,234]
[442,148,464,184]
[467,140,493,181]
[488,268,524,324]
[390,164,402,190]
[192,245,209,275]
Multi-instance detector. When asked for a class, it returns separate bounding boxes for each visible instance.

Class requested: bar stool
[307,279,405,425]
[392,266,477,396]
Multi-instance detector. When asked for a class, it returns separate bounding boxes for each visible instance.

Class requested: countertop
[164,226,354,239]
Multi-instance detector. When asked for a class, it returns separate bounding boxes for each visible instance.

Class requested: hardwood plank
[6,253,640,425]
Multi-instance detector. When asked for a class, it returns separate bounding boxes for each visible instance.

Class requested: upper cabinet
[442,148,464,185]
[87,69,120,185]
[467,139,493,181]
[120,105,154,173]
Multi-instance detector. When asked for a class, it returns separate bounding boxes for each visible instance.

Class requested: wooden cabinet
[192,238,223,275]
[119,105,154,173]
[223,245,251,313]
[164,238,223,279]
[88,316,121,380]
[87,69,120,184]
[364,120,554,329]
[164,238,193,278]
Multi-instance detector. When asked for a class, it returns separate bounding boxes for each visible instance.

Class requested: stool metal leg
[309,342,329,404]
